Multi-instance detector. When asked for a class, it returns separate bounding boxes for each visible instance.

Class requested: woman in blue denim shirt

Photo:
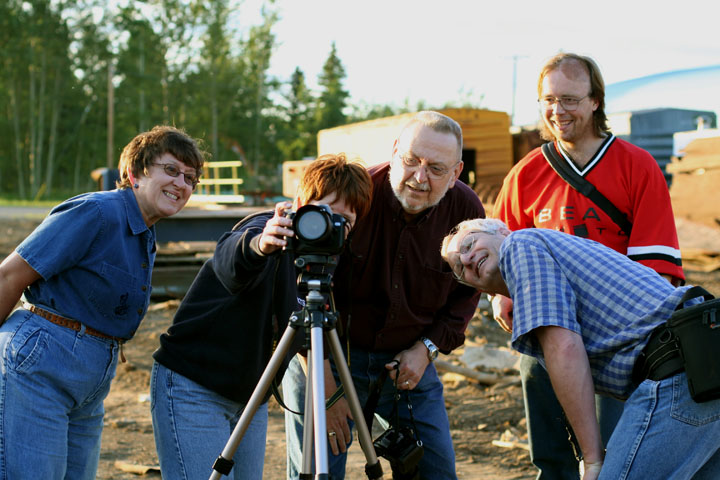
[0,125,205,479]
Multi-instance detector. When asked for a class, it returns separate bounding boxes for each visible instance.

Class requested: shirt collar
[121,187,152,236]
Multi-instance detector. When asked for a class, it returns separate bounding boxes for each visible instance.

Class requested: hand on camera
[259,201,294,255]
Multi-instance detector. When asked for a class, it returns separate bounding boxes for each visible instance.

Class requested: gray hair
[401,111,463,163]
[440,218,509,259]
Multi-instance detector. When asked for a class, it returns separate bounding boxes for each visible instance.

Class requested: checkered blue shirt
[500,229,691,399]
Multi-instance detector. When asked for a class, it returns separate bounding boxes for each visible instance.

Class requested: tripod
[209,257,383,480]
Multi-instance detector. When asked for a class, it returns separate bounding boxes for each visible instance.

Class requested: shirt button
[141,262,148,268]
[141,285,147,291]
[398,254,404,260]
[137,308,143,315]
[393,284,398,289]
[390,314,396,320]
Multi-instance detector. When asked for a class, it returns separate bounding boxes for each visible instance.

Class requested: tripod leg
[309,322,329,475]
[300,355,315,476]
[326,329,383,479]
[208,326,299,480]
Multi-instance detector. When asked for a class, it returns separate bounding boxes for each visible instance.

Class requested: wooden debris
[114,460,160,475]
[435,359,518,385]
[492,428,529,451]
[681,248,720,273]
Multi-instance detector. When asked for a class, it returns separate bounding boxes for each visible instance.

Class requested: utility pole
[510,55,527,126]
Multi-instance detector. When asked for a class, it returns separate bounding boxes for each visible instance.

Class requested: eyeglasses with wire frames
[449,230,482,286]
[398,153,459,179]
[538,94,590,112]
[154,163,199,189]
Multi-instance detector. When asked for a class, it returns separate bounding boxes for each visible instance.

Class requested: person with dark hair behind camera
[283,111,485,479]
[0,125,206,479]
[150,153,372,480]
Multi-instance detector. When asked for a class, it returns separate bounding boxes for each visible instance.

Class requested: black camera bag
[667,286,720,402]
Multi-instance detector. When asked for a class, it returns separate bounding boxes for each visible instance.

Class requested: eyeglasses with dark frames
[398,154,458,179]
[154,163,199,189]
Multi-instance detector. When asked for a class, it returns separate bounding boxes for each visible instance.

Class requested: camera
[286,204,346,256]
[373,426,424,478]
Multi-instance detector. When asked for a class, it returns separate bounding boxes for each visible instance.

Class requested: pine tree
[315,42,349,131]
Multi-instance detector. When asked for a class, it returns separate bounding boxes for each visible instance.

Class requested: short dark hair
[117,126,207,189]
[298,153,373,221]
[537,53,610,138]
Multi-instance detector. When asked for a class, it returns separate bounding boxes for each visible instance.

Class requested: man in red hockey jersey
[492,52,684,480]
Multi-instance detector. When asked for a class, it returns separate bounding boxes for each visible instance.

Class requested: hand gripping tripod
[209,255,383,480]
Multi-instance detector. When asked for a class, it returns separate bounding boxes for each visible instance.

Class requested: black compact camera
[373,426,424,479]
[286,204,346,256]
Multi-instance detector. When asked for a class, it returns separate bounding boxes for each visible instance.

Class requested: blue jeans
[150,362,267,480]
[282,350,457,480]
[521,354,623,480]
[601,372,720,479]
[0,309,120,480]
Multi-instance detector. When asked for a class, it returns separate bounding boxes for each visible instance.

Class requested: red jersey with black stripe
[494,135,684,281]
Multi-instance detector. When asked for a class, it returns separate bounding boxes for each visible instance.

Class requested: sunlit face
[389,123,462,216]
[445,229,506,292]
[540,64,598,146]
[133,152,195,226]
[307,192,357,239]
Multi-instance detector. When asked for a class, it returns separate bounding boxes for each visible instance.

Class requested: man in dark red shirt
[284,111,485,479]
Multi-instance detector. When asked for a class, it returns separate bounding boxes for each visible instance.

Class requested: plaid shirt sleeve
[499,229,687,398]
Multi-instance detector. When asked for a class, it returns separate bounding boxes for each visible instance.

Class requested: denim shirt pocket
[89,262,142,321]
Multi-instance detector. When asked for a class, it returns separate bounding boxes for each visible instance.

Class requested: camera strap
[362,362,423,447]
[541,140,632,237]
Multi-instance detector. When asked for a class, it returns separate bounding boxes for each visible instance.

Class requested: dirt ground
[2,213,719,480]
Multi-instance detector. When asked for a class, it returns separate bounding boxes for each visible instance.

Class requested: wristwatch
[420,337,439,362]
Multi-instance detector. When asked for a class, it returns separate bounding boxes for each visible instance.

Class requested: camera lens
[295,210,330,241]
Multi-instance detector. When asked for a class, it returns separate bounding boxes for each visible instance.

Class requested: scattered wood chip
[147,299,181,311]
[114,460,160,475]
[492,429,529,451]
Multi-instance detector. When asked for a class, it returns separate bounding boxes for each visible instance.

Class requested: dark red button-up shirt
[333,162,485,353]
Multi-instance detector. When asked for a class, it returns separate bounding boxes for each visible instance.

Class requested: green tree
[315,42,349,131]
[276,67,316,161]
[115,8,169,142]
[0,0,77,198]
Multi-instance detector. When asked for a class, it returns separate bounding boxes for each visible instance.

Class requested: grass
[0,198,63,207]
[0,189,83,207]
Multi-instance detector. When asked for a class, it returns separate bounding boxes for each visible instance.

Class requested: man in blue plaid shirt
[441,218,720,480]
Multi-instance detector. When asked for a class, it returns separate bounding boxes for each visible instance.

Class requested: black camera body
[373,426,424,478]
[286,204,346,256]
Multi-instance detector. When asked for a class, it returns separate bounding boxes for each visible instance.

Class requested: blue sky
[233,0,719,126]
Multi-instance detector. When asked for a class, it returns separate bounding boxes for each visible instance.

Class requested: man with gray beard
[283,111,485,479]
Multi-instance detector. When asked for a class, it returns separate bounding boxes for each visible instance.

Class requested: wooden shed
[668,134,720,228]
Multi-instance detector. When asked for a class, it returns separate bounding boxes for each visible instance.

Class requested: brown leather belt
[23,303,123,343]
